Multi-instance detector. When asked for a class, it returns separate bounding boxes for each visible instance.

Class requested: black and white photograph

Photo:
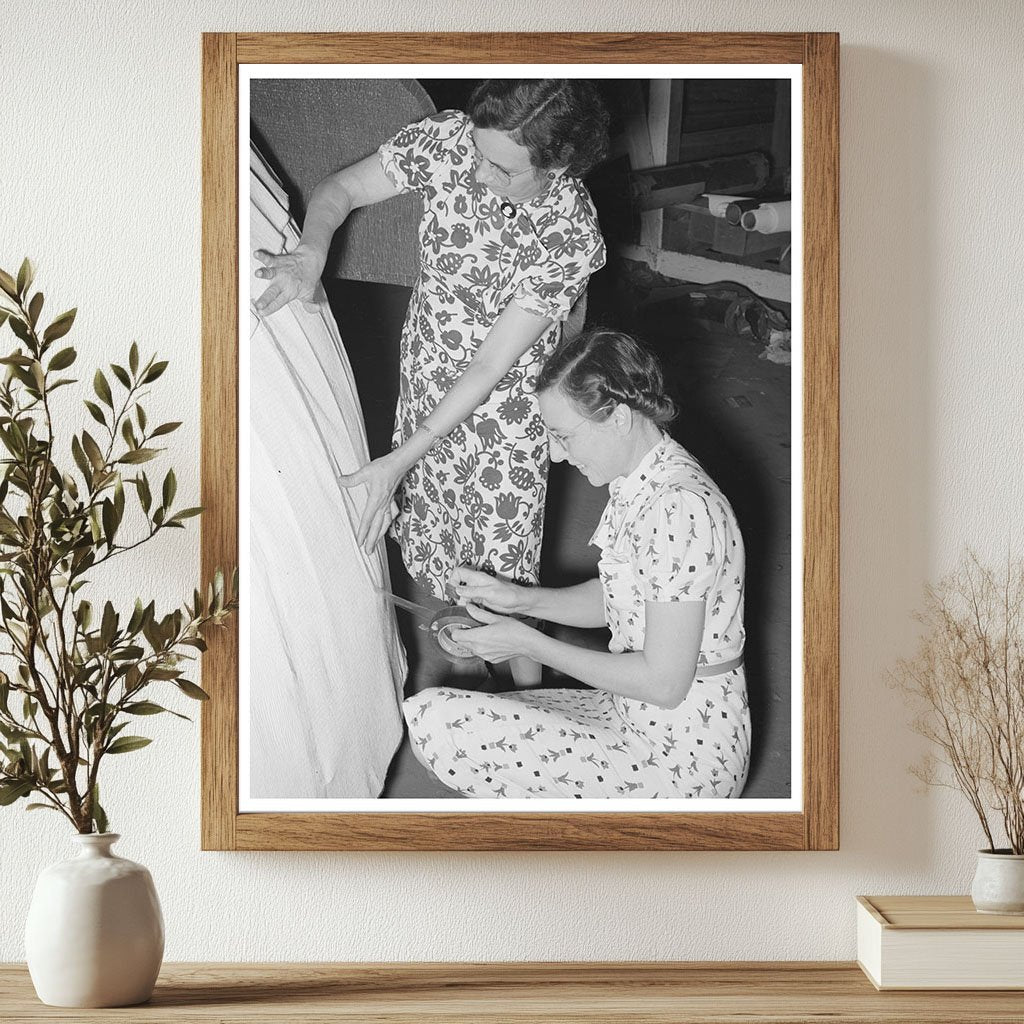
[240,66,800,811]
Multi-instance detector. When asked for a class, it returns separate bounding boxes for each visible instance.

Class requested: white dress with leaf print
[403,436,751,800]
[377,110,606,598]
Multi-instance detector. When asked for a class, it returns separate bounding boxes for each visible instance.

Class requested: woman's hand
[449,566,536,616]
[450,604,540,663]
[253,245,326,316]
[339,454,405,553]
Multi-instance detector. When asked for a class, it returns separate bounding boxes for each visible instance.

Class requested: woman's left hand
[338,455,405,553]
[450,604,539,663]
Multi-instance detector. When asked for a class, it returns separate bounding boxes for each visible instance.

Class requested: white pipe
[740,201,791,234]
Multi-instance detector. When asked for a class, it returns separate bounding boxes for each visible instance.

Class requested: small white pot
[971,849,1024,915]
[25,833,164,1007]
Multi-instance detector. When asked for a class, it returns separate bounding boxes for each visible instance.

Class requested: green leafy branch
[0,259,237,833]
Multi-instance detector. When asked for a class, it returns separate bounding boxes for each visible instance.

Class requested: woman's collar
[608,433,672,503]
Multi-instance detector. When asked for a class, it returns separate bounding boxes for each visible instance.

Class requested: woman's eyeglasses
[471,141,536,188]
[547,403,615,450]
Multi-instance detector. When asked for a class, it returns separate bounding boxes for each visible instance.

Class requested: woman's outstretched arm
[253,155,400,316]
[340,301,553,551]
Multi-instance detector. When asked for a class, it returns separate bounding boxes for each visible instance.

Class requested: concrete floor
[328,267,792,800]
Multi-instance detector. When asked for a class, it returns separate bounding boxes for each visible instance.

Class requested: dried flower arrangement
[894,552,1023,854]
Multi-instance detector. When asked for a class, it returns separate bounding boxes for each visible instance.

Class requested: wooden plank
[637,182,706,212]
[677,124,775,163]
[3,962,1024,1022]
[235,810,806,852]
[235,32,807,64]
[652,80,685,166]
[618,81,661,249]
[632,152,771,197]
[641,80,680,248]
[200,33,239,852]
[771,77,793,178]
[619,243,791,304]
[622,81,655,170]
[800,31,841,853]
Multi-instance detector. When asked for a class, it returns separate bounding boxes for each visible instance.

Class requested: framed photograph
[201,32,838,850]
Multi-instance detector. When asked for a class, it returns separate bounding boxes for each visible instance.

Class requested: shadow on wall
[838,47,936,866]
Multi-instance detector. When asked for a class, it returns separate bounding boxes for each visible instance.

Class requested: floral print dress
[402,436,751,799]
[378,111,606,598]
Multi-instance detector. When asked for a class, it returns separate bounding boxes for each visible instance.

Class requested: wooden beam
[650,79,685,165]
[640,80,685,250]
[619,243,791,304]
[620,81,661,249]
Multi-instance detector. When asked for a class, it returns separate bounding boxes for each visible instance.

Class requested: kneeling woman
[403,329,750,798]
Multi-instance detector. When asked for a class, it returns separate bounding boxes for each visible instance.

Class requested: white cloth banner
[247,144,406,799]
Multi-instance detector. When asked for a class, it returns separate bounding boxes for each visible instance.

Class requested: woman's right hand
[449,566,535,616]
[253,245,325,316]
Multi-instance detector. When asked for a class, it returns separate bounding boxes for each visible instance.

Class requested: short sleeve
[377,110,469,196]
[627,488,717,603]
[512,188,607,321]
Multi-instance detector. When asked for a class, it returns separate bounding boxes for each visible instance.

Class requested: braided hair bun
[535,328,677,426]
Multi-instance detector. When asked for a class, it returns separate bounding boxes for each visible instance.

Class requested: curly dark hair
[466,80,610,177]
[535,328,677,427]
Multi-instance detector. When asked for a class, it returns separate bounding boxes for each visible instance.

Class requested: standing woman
[404,330,750,799]
[254,81,608,622]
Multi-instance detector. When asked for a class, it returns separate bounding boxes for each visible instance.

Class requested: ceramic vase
[970,849,1024,915]
[24,833,164,1007]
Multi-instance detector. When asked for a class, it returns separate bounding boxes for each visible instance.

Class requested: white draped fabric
[247,144,406,799]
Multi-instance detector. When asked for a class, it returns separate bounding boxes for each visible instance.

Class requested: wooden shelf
[3,962,1024,1022]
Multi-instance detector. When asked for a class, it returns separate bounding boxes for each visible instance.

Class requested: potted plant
[0,260,236,1005]
[895,552,1024,914]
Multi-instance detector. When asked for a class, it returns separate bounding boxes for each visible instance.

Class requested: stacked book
[857,895,1024,990]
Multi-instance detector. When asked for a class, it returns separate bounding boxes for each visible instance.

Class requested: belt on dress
[694,653,744,678]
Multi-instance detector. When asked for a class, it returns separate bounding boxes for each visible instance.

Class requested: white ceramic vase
[970,849,1024,915]
[24,833,164,1007]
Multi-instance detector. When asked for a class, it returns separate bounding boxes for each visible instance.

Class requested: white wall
[2,0,1021,961]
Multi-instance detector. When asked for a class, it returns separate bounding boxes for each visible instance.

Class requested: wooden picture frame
[201,32,839,851]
